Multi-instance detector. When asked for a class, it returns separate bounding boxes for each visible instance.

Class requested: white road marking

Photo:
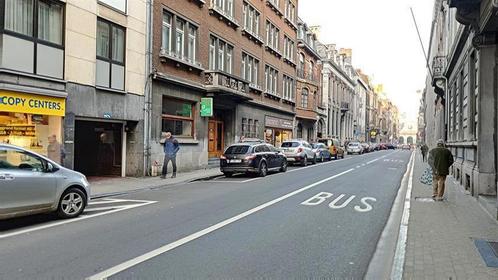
[391,152,415,279]
[86,168,355,280]
[0,199,157,240]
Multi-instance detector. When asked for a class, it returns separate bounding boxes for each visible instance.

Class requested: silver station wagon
[0,144,90,220]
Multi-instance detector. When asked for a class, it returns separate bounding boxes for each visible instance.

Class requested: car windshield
[281,142,299,148]
[224,145,250,154]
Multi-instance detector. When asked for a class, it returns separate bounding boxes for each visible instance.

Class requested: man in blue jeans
[160,131,180,179]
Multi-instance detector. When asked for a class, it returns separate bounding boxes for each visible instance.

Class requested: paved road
[0,150,411,280]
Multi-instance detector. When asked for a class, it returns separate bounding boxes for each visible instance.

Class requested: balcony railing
[266,0,284,17]
[209,1,239,29]
[297,39,321,60]
[159,49,204,71]
[204,70,251,99]
[241,28,264,45]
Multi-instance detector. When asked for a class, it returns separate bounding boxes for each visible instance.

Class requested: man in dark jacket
[428,139,454,201]
[420,143,429,162]
[160,131,180,179]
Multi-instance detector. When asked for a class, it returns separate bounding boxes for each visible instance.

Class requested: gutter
[144,0,154,176]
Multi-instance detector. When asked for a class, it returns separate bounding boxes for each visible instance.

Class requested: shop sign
[200,98,213,117]
[265,116,293,130]
[0,125,36,136]
[0,90,65,117]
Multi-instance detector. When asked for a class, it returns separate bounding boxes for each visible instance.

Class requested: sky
[299,0,434,123]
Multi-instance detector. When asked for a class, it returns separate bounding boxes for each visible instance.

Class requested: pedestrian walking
[420,143,429,162]
[160,131,180,179]
[47,134,65,164]
[428,139,454,201]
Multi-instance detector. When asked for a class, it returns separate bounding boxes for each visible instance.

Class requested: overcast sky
[299,0,434,123]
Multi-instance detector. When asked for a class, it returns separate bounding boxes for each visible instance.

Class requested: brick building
[151,0,299,171]
[295,18,322,142]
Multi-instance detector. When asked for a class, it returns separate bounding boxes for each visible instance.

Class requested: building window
[283,75,294,101]
[254,120,259,138]
[301,88,309,108]
[265,21,279,50]
[242,52,259,85]
[214,0,234,17]
[161,11,198,64]
[243,2,260,36]
[265,65,278,96]
[284,0,295,23]
[309,60,314,80]
[298,53,305,78]
[283,36,294,62]
[209,35,233,74]
[242,118,247,137]
[162,97,194,138]
[99,0,126,13]
[96,18,125,90]
[2,0,64,78]
[297,123,303,139]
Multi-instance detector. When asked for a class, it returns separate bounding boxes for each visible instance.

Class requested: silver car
[0,144,90,220]
[280,140,316,166]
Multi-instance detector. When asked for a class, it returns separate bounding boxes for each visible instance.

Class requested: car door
[266,144,280,168]
[303,141,313,158]
[0,147,57,215]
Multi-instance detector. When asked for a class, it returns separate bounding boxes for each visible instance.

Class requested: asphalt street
[0,150,411,280]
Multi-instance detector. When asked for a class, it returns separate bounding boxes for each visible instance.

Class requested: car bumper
[220,166,258,173]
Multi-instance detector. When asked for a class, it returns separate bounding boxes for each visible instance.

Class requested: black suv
[220,143,287,177]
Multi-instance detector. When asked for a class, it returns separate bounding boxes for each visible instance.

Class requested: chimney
[339,48,353,65]
[309,25,321,40]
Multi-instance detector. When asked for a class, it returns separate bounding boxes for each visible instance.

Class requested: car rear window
[225,145,250,154]
[281,142,299,148]
[348,143,359,147]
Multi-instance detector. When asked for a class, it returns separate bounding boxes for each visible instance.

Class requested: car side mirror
[45,162,59,173]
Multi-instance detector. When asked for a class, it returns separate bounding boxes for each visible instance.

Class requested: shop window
[161,98,194,138]
[96,18,125,91]
[1,0,64,78]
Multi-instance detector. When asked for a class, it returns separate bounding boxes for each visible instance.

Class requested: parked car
[378,143,387,150]
[347,142,364,154]
[402,144,411,150]
[0,144,90,221]
[280,140,316,166]
[317,138,345,160]
[360,142,371,153]
[312,143,332,162]
[220,143,287,177]
[386,143,396,150]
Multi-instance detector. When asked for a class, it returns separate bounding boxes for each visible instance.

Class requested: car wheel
[320,154,325,162]
[57,188,86,219]
[259,161,268,177]
[301,156,307,167]
[280,160,288,172]
[224,172,233,178]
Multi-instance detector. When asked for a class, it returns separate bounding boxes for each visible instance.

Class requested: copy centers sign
[200,98,213,117]
[0,90,65,116]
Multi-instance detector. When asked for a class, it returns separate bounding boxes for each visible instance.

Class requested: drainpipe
[144,0,154,176]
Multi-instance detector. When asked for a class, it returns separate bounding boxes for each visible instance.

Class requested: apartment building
[0,0,147,177]
[152,0,299,171]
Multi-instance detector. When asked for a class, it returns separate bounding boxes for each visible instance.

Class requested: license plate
[228,159,242,163]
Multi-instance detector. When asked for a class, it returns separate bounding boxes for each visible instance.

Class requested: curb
[90,172,224,199]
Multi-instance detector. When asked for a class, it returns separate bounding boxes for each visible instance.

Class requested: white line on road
[391,152,415,279]
[86,168,355,280]
[0,200,157,240]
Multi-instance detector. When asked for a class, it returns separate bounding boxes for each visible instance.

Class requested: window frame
[161,9,199,65]
[0,0,66,78]
[98,0,127,14]
[301,88,309,108]
[161,97,196,138]
[96,17,126,90]
[209,35,234,74]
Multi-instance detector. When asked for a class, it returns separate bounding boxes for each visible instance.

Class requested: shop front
[0,90,65,163]
[264,116,294,148]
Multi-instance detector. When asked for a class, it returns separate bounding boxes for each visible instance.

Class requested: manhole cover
[414,197,435,203]
[474,239,498,268]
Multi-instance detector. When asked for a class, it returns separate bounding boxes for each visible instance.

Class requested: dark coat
[428,147,454,176]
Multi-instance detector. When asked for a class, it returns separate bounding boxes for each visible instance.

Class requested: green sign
[200,98,213,117]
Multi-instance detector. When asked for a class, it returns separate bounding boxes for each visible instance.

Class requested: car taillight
[220,155,226,160]
[297,147,303,153]
[245,154,256,161]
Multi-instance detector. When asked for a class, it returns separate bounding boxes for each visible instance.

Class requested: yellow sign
[0,90,65,116]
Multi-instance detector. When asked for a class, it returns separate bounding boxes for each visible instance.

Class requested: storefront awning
[0,89,66,117]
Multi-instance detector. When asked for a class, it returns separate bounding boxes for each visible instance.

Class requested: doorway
[208,120,224,158]
[74,120,123,177]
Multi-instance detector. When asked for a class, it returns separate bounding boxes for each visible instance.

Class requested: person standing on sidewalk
[420,143,429,162]
[160,131,180,179]
[428,139,454,201]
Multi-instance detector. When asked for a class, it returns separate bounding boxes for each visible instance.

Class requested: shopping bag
[420,167,433,185]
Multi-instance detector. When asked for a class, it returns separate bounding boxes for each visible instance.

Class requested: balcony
[209,1,239,29]
[297,39,321,60]
[448,0,481,26]
[432,56,447,96]
[159,49,204,72]
[204,71,251,100]
[283,56,296,67]
[266,0,284,17]
[249,83,263,93]
[340,102,350,112]
[284,16,298,30]
[264,89,281,100]
[241,28,264,46]
[265,44,283,58]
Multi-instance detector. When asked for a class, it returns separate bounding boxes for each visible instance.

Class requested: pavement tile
[403,153,498,280]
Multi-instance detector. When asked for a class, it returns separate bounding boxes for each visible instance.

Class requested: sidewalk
[88,168,222,198]
[403,153,498,279]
